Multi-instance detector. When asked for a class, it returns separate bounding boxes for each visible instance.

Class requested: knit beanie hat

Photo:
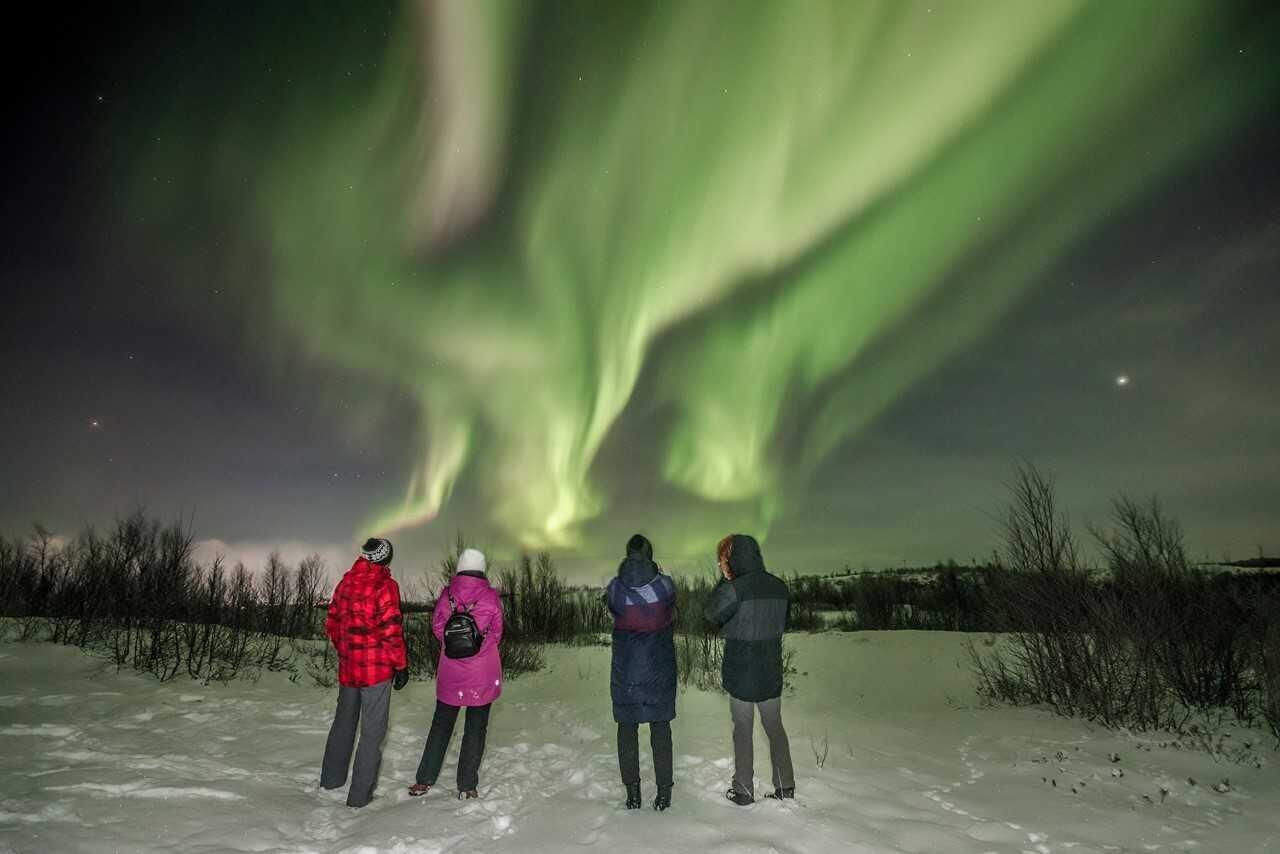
[361,537,393,565]
[456,548,487,574]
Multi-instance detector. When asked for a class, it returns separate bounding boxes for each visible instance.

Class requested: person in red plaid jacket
[319,537,408,807]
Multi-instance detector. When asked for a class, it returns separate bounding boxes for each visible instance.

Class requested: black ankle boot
[625,782,642,809]
[766,786,795,800]
[653,785,672,811]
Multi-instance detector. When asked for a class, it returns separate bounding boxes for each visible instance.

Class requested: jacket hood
[727,534,765,577]
[448,571,493,598]
[348,557,391,580]
[617,554,659,588]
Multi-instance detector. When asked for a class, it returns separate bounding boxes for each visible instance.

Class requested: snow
[2,632,1278,853]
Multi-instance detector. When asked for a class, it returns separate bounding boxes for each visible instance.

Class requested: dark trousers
[617,721,673,789]
[730,695,794,799]
[320,679,391,807]
[415,700,491,791]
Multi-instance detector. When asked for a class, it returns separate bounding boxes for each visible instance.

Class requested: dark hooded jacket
[706,534,789,702]
[606,548,677,724]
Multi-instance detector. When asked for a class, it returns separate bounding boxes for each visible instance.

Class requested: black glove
[393,669,409,691]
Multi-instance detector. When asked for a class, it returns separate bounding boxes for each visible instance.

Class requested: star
[1115,374,1130,388]
[89,418,102,429]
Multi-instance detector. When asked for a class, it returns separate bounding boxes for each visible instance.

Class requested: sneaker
[458,789,479,800]
[725,787,753,806]
[407,783,431,797]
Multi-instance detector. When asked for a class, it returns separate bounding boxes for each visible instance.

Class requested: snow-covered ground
[2,633,1277,853]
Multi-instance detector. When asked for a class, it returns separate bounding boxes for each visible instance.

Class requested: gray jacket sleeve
[706,579,740,626]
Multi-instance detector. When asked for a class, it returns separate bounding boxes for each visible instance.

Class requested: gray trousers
[730,695,794,799]
[320,679,391,807]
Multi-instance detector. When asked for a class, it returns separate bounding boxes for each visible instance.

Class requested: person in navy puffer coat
[606,534,677,811]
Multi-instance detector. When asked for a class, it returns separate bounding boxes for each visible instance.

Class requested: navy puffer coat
[606,553,677,724]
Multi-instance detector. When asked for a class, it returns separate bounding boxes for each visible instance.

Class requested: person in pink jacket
[408,548,504,799]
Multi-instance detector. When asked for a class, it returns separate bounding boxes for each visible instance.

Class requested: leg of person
[346,679,392,808]
[650,721,673,810]
[415,700,461,787]
[729,696,756,802]
[617,722,640,785]
[757,696,795,796]
[320,685,360,790]
[617,721,641,808]
[456,703,491,793]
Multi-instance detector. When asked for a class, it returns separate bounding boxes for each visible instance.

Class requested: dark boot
[653,785,672,811]
[457,789,478,800]
[766,787,795,800]
[725,787,753,806]
[625,782,642,809]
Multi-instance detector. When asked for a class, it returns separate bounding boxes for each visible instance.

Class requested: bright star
[1115,374,1130,387]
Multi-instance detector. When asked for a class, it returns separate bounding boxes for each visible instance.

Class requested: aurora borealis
[2,1,1278,578]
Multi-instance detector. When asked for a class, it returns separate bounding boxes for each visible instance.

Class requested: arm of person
[324,582,344,649]
[660,573,678,629]
[706,578,740,626]
[374,580,408,671]
[483,590,504,649]
[604,578,623,617]
[432,589,449,642]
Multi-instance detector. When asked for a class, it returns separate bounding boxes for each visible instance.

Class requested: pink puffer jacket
[432,572,504,706]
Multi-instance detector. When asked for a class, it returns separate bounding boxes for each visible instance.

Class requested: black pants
[617,720,673,789]
[415,700,491,791]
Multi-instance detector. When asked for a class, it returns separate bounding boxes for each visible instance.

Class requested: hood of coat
[617,554,659,588]
[448,571,493,599]
[727,534,765,577]
[347,557,391,581]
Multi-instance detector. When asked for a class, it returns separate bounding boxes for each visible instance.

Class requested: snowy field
[2,632,1278,854]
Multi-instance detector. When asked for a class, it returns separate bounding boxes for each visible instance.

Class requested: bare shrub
[676,632,724,692]
[970,465,1175,729]
[971,466,1276,736]
[0,514,332,684]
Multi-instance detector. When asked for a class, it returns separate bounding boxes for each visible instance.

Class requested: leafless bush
[971,465,1276,736]
[676,632,724,692]
[499,637,546,678]
[299,641,336,688]
[1260,603,1280,744]
[810,731,829,769]
[0,513,330,684]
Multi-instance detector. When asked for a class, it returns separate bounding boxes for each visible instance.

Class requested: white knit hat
[456,548,487,574]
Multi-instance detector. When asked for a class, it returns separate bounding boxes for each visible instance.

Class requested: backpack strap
[446,586,477,614]
[447,585,495,639]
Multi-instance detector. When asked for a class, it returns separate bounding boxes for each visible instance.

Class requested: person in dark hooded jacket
[706,533,794,805]
[606,534,677,811]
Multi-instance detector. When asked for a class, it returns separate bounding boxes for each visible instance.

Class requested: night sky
[3,1,1278,582]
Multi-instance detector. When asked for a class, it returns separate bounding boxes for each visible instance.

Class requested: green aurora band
[112,1,1279,555]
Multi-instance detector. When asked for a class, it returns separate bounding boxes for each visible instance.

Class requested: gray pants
[320,679,391,807]
[730,695,794,800]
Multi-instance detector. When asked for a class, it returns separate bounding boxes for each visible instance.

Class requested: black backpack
[442,589,486,659]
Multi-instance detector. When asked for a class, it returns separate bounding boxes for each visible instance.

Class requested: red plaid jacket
[325,558,408,688]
